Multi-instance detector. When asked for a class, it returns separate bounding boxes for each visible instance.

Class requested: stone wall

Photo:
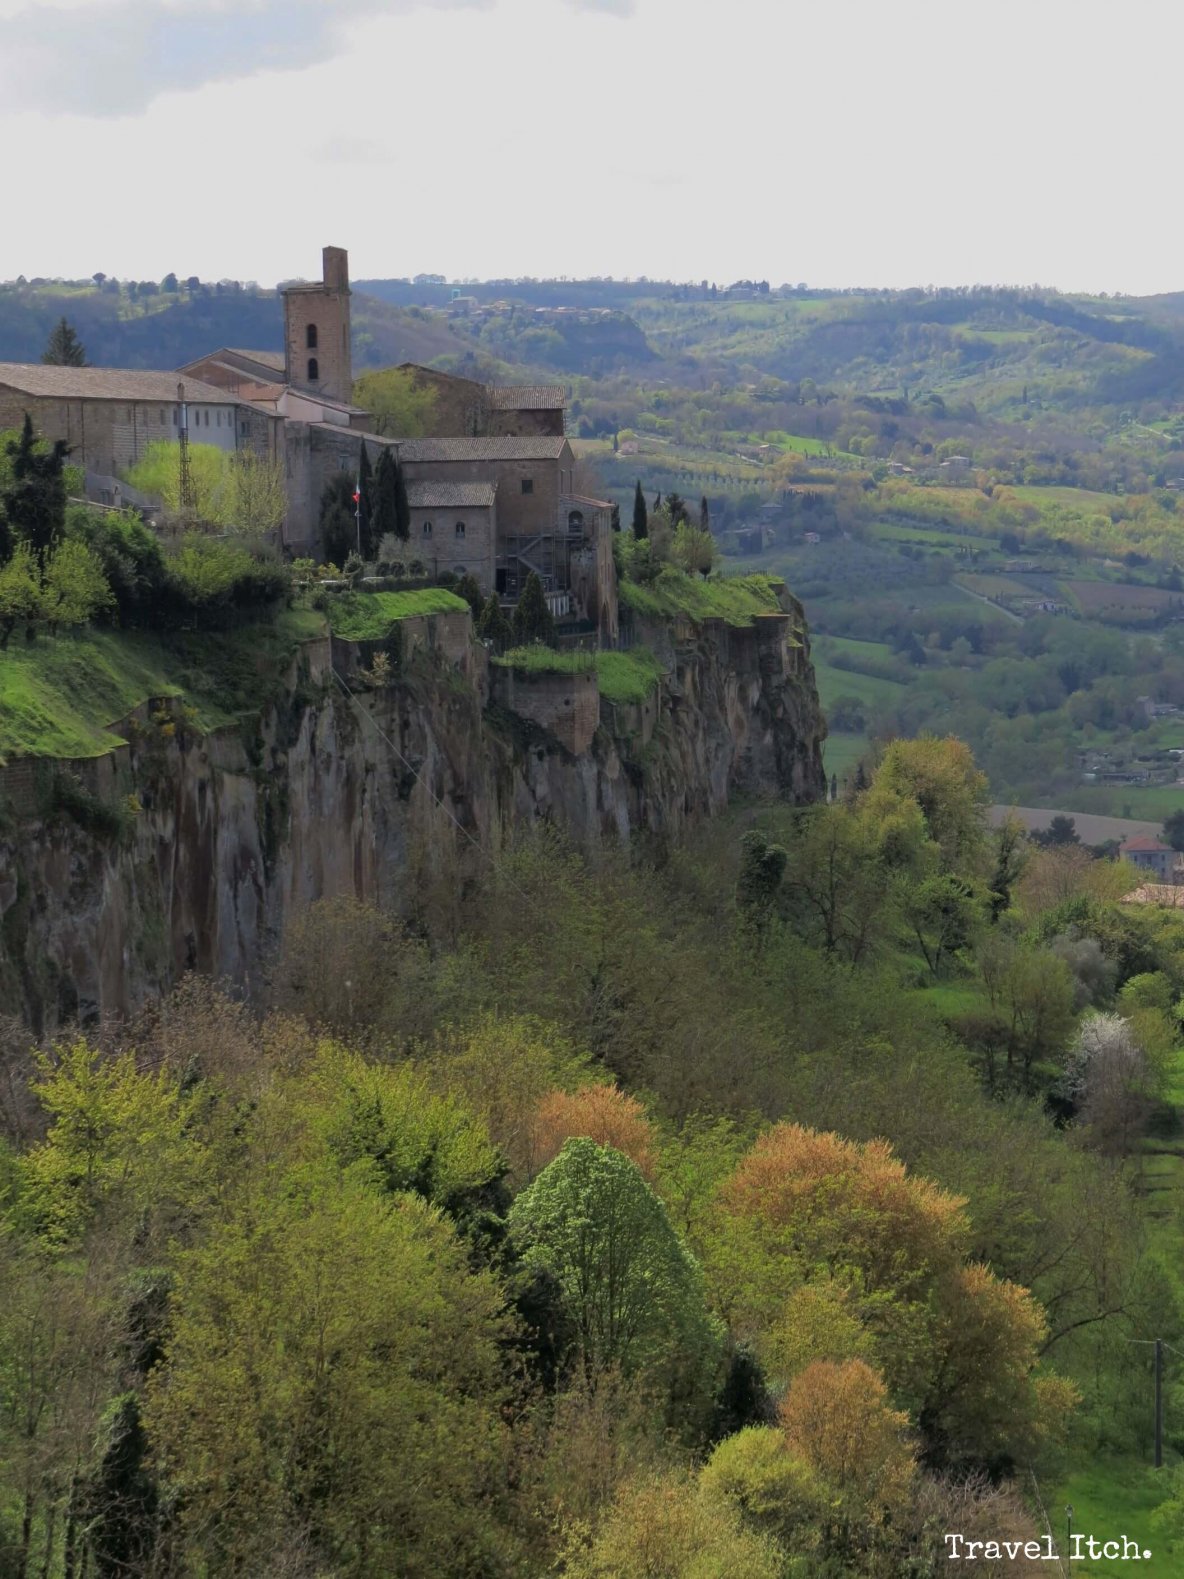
[489,665,600,756]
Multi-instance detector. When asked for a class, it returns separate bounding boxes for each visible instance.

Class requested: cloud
[565,0,636,11]
[0,0,489,116]
[310,136,392,167]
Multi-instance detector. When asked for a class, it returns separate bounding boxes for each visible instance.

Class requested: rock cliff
[0,587,825,1031]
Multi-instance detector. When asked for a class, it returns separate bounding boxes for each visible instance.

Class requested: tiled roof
[396,436,568,462]
[489,383,566,410]
[225,348,285,371]
[406,481,497,509]
[1121,836,1173,853]
[0,363,238,404]
[562,492,614,509]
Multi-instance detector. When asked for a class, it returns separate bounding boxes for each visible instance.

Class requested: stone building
[396,364,566,438]
[281,246,353,405]
[0,362,252,481]
[406,480,497,584]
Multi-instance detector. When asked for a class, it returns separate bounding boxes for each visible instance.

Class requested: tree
[528,1084,657,1181]
[227,448,286,538]
[476,591,513,651]
[671,520,716,578]
[863,736,989,874]
[372,445,398,545]
[143,1169,510,1576]
[352,367,438,437]
[454,572,484,618]
[665,492,689,527]
[395,454,410,541]
[318,471,358,566]
[1162,808,1184,852]
[564,1471,787,1579]
[700,495,710,531]
[3,413,69,561]
[357,441,374,558]
[512,571,556,646]
[39,538,114,633]
[41,316,87,366]
[901,873,982,978]
[1063,1011,1155,1156]
[509,1138,721,1409]
[632,479,648,540]
[0,542,43,645]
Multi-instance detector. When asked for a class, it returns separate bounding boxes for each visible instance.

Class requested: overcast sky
[1,0,1181,295]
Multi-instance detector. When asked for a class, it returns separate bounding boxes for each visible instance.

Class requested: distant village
[0,246,619,645]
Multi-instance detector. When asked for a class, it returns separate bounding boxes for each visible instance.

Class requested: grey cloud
[0,0,489,117]
[310,136,392,166]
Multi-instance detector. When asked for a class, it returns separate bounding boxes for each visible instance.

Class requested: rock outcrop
[0,586,825,1031]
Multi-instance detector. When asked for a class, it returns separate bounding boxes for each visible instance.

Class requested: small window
[422,520,433,537]
[521,478,533,495]
[455,521,466,538]
[172,407,178,425]
[306,324,318,350]
[568,509,584,535]
[204,410,209,426]
[308,357,319,381]
[158,408,164,423]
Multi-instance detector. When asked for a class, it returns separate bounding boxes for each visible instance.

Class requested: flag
[353,479,361,507]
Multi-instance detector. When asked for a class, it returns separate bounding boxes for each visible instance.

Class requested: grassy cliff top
[325,588,470,639]
[493,645,665,705]
[0,609,324,760]
[618,569,784,626]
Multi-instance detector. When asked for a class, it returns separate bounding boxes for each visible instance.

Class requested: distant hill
[0,279,484,374]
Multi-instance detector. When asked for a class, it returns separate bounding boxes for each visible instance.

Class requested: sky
[1,0,1182,295]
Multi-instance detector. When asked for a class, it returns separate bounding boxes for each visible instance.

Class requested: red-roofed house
[1120,836,1176,883]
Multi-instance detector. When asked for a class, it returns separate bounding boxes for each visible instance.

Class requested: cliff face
[0,592,825,1031]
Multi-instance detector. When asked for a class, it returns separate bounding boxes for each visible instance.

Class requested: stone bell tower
[282,245,353,404]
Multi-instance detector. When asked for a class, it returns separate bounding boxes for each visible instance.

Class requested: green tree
[512,571,557,646]
[143,1169,510,1576]
[319,471,358,566]
[1162,809,1184,852]
[395,454,411,541]
[454,572,485,618]
[671,520,716,579]
[735,829,787,938]
[372,445,398,545]
[41,316,87,366]
[632,479,648,540]
[3,413,70,562]
[353,367,438,437]
[0,542,43,645]
[357,442,374,558]
[477,591,513,651]
[508,1138,722,1414]
[40,538,114,633]
[226,447,287,538]
[901,873,983,978]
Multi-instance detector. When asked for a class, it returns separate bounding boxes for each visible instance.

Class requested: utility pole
[1156,1338,1164,1469]
[177,380,195,520]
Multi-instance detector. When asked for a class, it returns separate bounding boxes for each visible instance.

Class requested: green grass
[492,646,595,677]
[620,570,784,626]
[491,646,666,705]
[325,588,469,639]
[868,520,999,551]
[823,731,867,785]
[595,648,665,704]
[0,609,325,759]
[813,661,904,713]
[1047,1458,1175,1575]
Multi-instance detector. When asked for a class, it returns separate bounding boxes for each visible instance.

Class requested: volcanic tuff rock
[0,590,825,1031]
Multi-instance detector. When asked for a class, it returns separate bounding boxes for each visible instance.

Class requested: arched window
[307,357,319,381]
[422,520,433,536]
[567,509,584,535]
[306,324,318,349]
[455,520,466,538]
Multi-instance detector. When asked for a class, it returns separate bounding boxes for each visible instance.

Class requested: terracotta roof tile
[396,436,568,462]
[0,362,238,404]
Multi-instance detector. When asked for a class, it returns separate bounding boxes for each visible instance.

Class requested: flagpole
[354,475,362,557]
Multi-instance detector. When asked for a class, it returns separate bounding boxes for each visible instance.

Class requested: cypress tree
[3,412,69,564]
[372,446,398,544]
[394,457,410,541]
[653,491,661,512]
[700,495,710,531]
[358,444,374,556]
[631,480,648,540]
[455,573,484,618]
[477,591,513,651]
[512,572,556,646]
[41,316,87,366]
